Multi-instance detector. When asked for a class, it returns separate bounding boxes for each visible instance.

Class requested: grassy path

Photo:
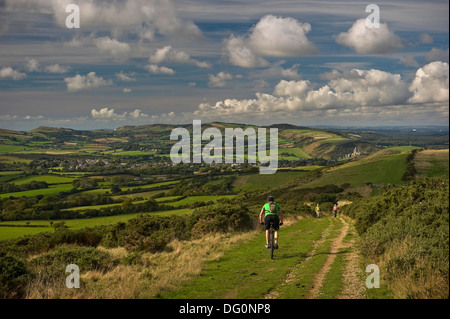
[165,215,364,299]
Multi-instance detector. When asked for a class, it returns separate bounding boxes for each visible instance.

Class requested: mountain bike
[268,222,275,259]
[263,221,282,259]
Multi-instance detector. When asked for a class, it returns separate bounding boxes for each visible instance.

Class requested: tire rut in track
[264,217,335,299]
[307,217,349,299]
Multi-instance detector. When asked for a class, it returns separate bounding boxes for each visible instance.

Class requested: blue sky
[0,0,448,130]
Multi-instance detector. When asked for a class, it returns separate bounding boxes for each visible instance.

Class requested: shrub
[0,253,31,298]
[188,202,254,236]
[121,252,143,266]
[341,177,449,298]
[30,245,114,282]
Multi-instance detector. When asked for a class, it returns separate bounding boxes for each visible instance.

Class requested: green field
[279,147,312,159]
[166,195,236,207]
[414,149,449,178]
[0,226,54,240]
[300,149,410,188]
[0,183,73,199]
[8,174,74,185]
[0,208,194,240]
[233,171,307,191]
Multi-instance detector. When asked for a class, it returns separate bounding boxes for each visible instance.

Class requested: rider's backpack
[269,201,278,214]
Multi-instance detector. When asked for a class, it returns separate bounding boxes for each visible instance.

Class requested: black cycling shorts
[264,214,280,230]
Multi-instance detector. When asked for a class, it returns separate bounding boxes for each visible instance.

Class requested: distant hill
[30,126,74,133]
[0,122,447,161]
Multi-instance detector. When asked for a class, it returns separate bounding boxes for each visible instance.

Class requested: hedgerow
[341,177,449,298]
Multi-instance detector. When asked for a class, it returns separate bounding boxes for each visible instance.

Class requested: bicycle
[268,222,275,259]
[262,221,282,259]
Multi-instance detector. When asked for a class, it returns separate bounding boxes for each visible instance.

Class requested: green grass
[0,208,194,240]
[165,216,335,299]
[8,174,74,185]
[124,180,181,191]
[111,190,165,200]
[0,144,33,153]
[107,150,157,156]
[301,150,410,188]
[167,195,236,207]
[274,217,344,298]
[0,172,24,182]
[317,248,347,298]
[233,171,307,191]
[415,149,449,179]
[155,196,183,202]
[62,200,148,212]
[279,147,312,159]
[0,226,53,240]
[0,183,73,199]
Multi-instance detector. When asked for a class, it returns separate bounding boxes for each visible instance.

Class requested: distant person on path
[259,196,284,249]
[333,203,338,217]
[315,203,320,218]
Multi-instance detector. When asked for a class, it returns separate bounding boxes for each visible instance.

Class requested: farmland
[0,123,448,299]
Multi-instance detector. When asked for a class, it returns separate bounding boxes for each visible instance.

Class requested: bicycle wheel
[269,227,274,259]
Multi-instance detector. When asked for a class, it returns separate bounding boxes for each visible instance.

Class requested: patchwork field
[414,149,449,179]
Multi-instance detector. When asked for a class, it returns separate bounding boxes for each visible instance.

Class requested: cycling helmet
[267,195,275,202]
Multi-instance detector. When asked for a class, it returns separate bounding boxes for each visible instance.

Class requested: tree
[110,185,121,194]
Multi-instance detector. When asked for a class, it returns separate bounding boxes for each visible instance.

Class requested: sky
[0,0,448,130]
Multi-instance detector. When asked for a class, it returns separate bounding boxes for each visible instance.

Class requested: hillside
[0,136,448,299]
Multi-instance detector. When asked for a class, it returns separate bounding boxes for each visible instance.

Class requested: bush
[0,253,30,298]
[341,178,449,298]
[30,245,114,281]
[316,193,337,204]
[188,202,254,236]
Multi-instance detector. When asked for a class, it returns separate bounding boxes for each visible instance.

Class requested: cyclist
[259,195,284,249]
[333,203,338,218]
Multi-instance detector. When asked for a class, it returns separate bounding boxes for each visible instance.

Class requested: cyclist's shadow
[274,252,311,260]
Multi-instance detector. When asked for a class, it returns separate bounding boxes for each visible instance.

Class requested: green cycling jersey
[262,202,280,216]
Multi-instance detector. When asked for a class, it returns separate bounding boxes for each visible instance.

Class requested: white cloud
[208,72,233,87]
[224,36,269,68]
[224,15,317,68]
[399,55,419,67]
[247,15,318,57]
[94,37,131,59]
[44,64,70,74]
[195,67,413,119]
[116,71,136,82]
[0,67,26,80]
[64,72,112,92]
[5,0,203,40]
[273,80,311,98]
[91,107,127,121]
[149,46,210,68]
[336,18,403,54]
[23,58,70,74]
[426,48,449,62]
[408,61,449,103]
[129,109,149,119]
[25,58,40,72]
[323,68,411,106]
[91,107,155,122]
[144,64,176,75]
[24,115,44,120]
[419,33,434,44]
[256,62,300,80]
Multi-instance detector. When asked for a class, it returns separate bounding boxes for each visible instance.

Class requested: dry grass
[24,230,262,299]
[377,236,448,299]
[414,149,449,179]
